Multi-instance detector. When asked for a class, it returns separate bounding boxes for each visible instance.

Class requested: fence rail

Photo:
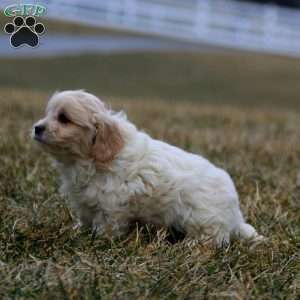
[2,0,300,57]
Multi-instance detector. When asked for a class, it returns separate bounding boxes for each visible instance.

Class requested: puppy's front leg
[92,212,130,239]
[66,204,91,231]
[77,205,94,230]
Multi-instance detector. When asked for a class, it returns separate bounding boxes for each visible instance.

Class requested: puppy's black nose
[35,125,45,135]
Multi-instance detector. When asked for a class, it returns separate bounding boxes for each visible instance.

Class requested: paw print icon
[4,16,45,48]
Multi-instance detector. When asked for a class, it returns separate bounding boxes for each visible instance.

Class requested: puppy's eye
[58,113,70,124]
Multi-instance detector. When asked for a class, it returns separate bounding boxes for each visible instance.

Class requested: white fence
[2,0,300,57]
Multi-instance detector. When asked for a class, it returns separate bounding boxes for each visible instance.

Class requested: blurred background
[0,0,300,108]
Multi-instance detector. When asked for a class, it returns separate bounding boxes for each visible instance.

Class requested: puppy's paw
[249,234,268,250]
[72,221,83,231]
[92,224,102,240]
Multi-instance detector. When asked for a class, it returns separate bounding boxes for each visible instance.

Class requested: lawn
[1,52,300,110]
[0,51,299,299]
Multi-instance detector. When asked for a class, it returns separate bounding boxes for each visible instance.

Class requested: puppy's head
[32,90,124,168]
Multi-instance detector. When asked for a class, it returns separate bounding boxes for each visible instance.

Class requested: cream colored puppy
[32,90,263,247]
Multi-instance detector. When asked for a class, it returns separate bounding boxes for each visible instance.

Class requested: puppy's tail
[234,223,265,243]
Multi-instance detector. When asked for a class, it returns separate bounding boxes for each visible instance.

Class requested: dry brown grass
[0,87,299,299]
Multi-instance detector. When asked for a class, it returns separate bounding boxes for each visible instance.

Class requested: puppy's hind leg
[214,229,231,248]
[213,223,266,248]
[234,223,265,243]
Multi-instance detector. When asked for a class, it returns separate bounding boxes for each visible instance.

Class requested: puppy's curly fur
[32,90,263,247]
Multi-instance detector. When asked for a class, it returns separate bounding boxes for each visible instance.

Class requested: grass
[1,52,300,110]
[0,50,300,299]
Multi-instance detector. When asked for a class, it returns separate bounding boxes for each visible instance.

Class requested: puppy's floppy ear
[91,115,124,169]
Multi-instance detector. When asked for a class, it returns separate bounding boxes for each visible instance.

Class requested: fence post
[106,0,122,25]
[263,4,278,50]
[195,0,210,37]
[124,0,137,26]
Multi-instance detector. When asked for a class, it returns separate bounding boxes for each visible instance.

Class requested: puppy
[32,90,263,247]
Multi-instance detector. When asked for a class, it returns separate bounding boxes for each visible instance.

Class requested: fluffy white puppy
[32,90,263,247]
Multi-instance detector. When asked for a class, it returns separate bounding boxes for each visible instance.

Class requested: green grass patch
[1,52,300,110]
